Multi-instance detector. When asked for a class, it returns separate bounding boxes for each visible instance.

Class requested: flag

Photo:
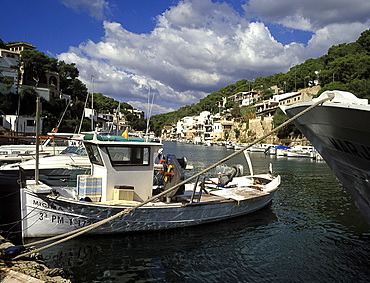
[122,128,129,140]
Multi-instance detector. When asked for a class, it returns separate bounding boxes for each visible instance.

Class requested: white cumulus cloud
[58,0,370,115]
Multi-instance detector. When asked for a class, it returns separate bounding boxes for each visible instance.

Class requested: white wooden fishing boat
[20,132,280,238]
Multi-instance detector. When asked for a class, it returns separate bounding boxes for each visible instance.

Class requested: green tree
[230,102,241,118]
[0,38,6,49]
[357,29,370,53]
[21,49,58,86]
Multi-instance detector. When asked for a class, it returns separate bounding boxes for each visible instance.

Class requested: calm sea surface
[30,142,370,282]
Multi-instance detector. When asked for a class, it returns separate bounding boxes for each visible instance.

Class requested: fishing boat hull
[21,175,280,237]
[282,90,370,224]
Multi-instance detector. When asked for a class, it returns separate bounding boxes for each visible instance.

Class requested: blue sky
[2,0,370,115]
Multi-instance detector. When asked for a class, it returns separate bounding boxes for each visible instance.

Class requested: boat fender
[80,197,92,202]
[164,165,174,182]
[4,245,25,259]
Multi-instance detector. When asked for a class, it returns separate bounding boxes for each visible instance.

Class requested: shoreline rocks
[0,235,72,282]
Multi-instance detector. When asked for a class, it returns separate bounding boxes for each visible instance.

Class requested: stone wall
[247,116,277,143]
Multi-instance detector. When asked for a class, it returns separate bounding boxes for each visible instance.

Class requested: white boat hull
[286,150,312,158]
[21,176,280,237]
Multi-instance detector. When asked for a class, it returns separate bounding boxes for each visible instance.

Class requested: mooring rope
[15,94,334,259]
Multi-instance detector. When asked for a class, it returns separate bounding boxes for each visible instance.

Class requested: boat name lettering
[69,218,91,227]
[33,200,49,208]
[32,199,64,211]
[38,212,92,227]
[39,212,47,221]
[51,215,64,224]
[329,138,370,160]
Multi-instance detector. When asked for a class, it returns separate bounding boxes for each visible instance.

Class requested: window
[84,143,103,165]
[26,120,34,127]
[106,146,150,166]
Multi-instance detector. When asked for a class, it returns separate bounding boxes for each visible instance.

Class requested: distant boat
[282,90,370,224]
[247,143,274,153]
[0,146,90,187]
[204,141,213,146]
[0,133,81,164]
[225,142,234,149]
[20,133,280,238]
[234,143,244,150]
[286,145,315,158]
[268,145,290,155]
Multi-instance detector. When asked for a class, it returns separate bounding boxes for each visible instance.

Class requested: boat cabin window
[105,146,150,166]
[85,143,103,166]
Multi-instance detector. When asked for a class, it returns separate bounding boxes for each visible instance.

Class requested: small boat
[274,145,291,156]
[282,90,370,224]
[286,145,315,158]
[0,133,81,164]
[0,146,90,187]
[225,142,234,149]
[267,145,290,155]
[234,143,244,150]
[20,132,280,238]
[247,143,274,152]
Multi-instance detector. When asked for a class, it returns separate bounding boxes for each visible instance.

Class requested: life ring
[158,159,167,175]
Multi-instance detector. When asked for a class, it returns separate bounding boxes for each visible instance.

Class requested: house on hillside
[0,42,70,102]
[0,114,44,134]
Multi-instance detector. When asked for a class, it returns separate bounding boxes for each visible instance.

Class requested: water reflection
[36,142,370,282]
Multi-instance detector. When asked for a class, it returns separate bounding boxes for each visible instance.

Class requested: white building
[126,108,144,119]
[0,115,44,134]
[0,49,19,94]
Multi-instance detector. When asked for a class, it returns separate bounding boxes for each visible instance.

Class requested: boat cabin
[82,133,162,202]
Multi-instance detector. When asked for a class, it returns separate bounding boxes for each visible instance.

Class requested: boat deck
[175,187,269,204]
[174,192,231,204]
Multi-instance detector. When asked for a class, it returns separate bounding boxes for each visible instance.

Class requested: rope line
[0,190,19,199]
[15,94,334,260]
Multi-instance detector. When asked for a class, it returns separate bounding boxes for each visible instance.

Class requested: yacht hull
[284,98,370,224]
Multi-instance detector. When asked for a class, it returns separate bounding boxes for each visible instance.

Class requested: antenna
[91,75,94,131]
[145,84,155,141]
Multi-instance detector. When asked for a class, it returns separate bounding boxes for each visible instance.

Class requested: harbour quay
[0,235,72,282]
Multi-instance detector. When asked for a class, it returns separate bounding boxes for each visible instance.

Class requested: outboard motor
[176,157,187,170]
[161,155,185,202]
[216,164,244,186]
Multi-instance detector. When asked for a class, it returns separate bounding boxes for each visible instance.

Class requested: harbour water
[21,142,370,281]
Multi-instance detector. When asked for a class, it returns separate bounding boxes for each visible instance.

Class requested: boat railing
[189,175,208,203]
